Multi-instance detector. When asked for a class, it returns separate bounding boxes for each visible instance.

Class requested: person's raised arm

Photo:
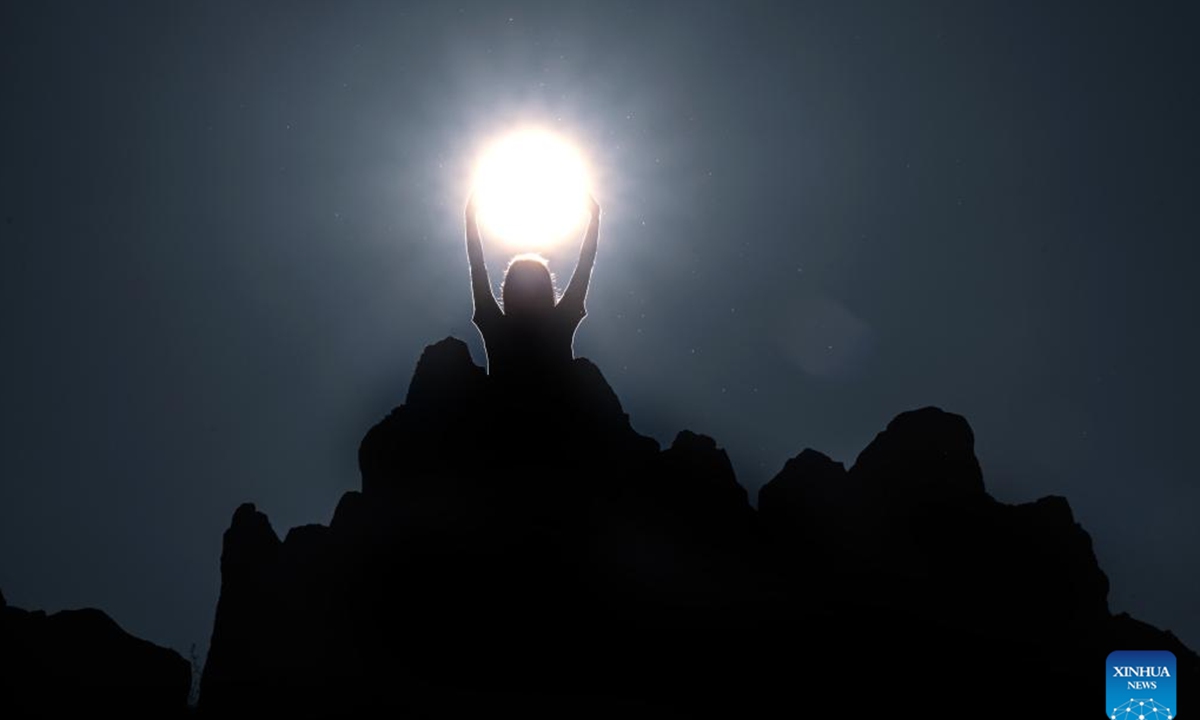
[559,194,600,321]
[465,195,501,325]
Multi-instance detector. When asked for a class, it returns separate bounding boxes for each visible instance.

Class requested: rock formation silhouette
[191,337,1197,717]
[0,589,191,718]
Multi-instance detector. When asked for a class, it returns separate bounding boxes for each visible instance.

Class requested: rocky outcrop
[198,337,1198,717]
[0,592,191,718]
[196,503,282,716]
[758,407,1112,639]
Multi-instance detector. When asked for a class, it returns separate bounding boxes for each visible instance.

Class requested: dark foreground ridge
[4,337,1194,716]
[195,338,1198,716]
[0,589,191,717]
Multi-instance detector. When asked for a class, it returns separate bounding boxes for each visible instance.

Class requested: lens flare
[472,129,591,251]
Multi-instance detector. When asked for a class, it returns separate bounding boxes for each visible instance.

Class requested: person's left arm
[558,194,600,322]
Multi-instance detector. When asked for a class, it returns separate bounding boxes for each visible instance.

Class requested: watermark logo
[1107,650,1177,719]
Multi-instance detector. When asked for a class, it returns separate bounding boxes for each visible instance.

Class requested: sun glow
[471,128,591,251]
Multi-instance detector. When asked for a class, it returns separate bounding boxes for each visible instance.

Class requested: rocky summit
[183,337,1195,716]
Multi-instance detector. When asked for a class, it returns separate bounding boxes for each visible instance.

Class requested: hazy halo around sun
[471,128,591,252]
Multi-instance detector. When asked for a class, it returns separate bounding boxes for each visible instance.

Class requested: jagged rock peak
[219,503,281,579]
[756,447,848,519]
[766,448,848,493]
[405,336,486,409]
[226,503,279,543]
[662,430,746,506]
[851,405,986,501]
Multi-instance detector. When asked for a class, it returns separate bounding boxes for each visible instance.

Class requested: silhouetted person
[465,194,600,383]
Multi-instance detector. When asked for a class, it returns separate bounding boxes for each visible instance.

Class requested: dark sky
[2,1,1197,661]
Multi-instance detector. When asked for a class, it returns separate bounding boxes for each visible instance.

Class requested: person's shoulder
[473,305,504,332]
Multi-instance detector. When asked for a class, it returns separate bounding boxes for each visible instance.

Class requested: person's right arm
[466,195,502,326]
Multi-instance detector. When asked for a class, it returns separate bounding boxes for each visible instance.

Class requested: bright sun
[471,128,591,251]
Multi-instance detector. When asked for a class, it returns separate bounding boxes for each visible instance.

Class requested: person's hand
[587,193,600,219]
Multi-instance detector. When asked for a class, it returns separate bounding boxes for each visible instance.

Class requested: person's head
[501,254,556,316]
